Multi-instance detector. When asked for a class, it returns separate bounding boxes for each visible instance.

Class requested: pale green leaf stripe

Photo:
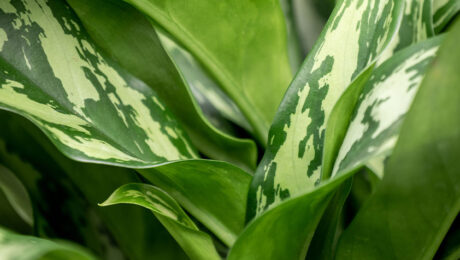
[0,165,33,226]
[248,0,404,218]
[336,20,460,259]
[433,0,460,32]
[123,0,292,143]
[101,183,220,260]
[66,0,257,171]
[0,0,196,168]
[0,227,96,260]
[378,0,434,61]
[228,32,443,260]
[0,0,249,247]
[321,0,433,181]
[332,36,443,178]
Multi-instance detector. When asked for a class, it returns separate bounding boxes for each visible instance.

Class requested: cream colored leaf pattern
[248,0,404,217]
[0,0,196,167]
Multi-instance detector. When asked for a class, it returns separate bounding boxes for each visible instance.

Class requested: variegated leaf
[0,0,196,168]
[0,111,188,260]
[332,36,442,178]
[101,183,221,260]
[66,0,257,170]
[0,227,96,260]
[248,0,404,218]
[336,21,460,259]
[0,0,251,248]
[228,36,443,260]
[377,0,434,61]
[122,0,292,143]
[433,0,460,33]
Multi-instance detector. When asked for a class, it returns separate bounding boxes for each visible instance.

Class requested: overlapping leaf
[139,160,251,246]
[0,227,96,260]
[377,0,433,60]
[433,0,460,33]
[228,32,442,260]
[101,183,221,260]
[331,36,442,178]
[336,20,460,259]
[0,111,188,260]
[66,0,257,170]
[123,0,293,142]
[248,0,404,218]
[0,0,197,167]
[0,0,251,250]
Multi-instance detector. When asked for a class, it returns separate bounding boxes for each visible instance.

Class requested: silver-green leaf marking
[248,0,404,217]
[0,0,196,167]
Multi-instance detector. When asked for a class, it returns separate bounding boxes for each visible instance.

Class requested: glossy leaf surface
[66,0,257,170]
[0,111,187,260]
[248,0,404,218]
[228,33,443,260]
[0,227,96,260]
[140,160,251,246]
[101,183,221,260]
[336,20,460,259]
[0,0,196,168]
[331,36,442,178]
[124,0,293,142]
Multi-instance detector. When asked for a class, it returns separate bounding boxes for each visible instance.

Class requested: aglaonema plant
[0,0,459,259]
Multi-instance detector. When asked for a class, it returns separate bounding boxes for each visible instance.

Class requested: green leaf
[139,160,251,247]
[0,0,252,248]
[0,0,197,168]
[305,180,351,260]
[331,36,442,178]
[229,30,443,260]
[122,0,293,143]
[0,164,33,226]
[0,111,188,260]
[336,19,460,259]
[378,0,434,61]
[101,183,221,260]
[0,227,96,260]
[156,31,253,134]
[248,0,404,218]
[433,0,460,33]
[66,0,257,170]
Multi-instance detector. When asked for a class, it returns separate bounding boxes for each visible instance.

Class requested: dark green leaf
[0,164,33,226]
[0,227,96,260]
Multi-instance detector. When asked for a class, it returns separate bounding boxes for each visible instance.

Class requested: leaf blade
[336,19,460,259]
[101,183,221,260]
[248,0,404,218]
